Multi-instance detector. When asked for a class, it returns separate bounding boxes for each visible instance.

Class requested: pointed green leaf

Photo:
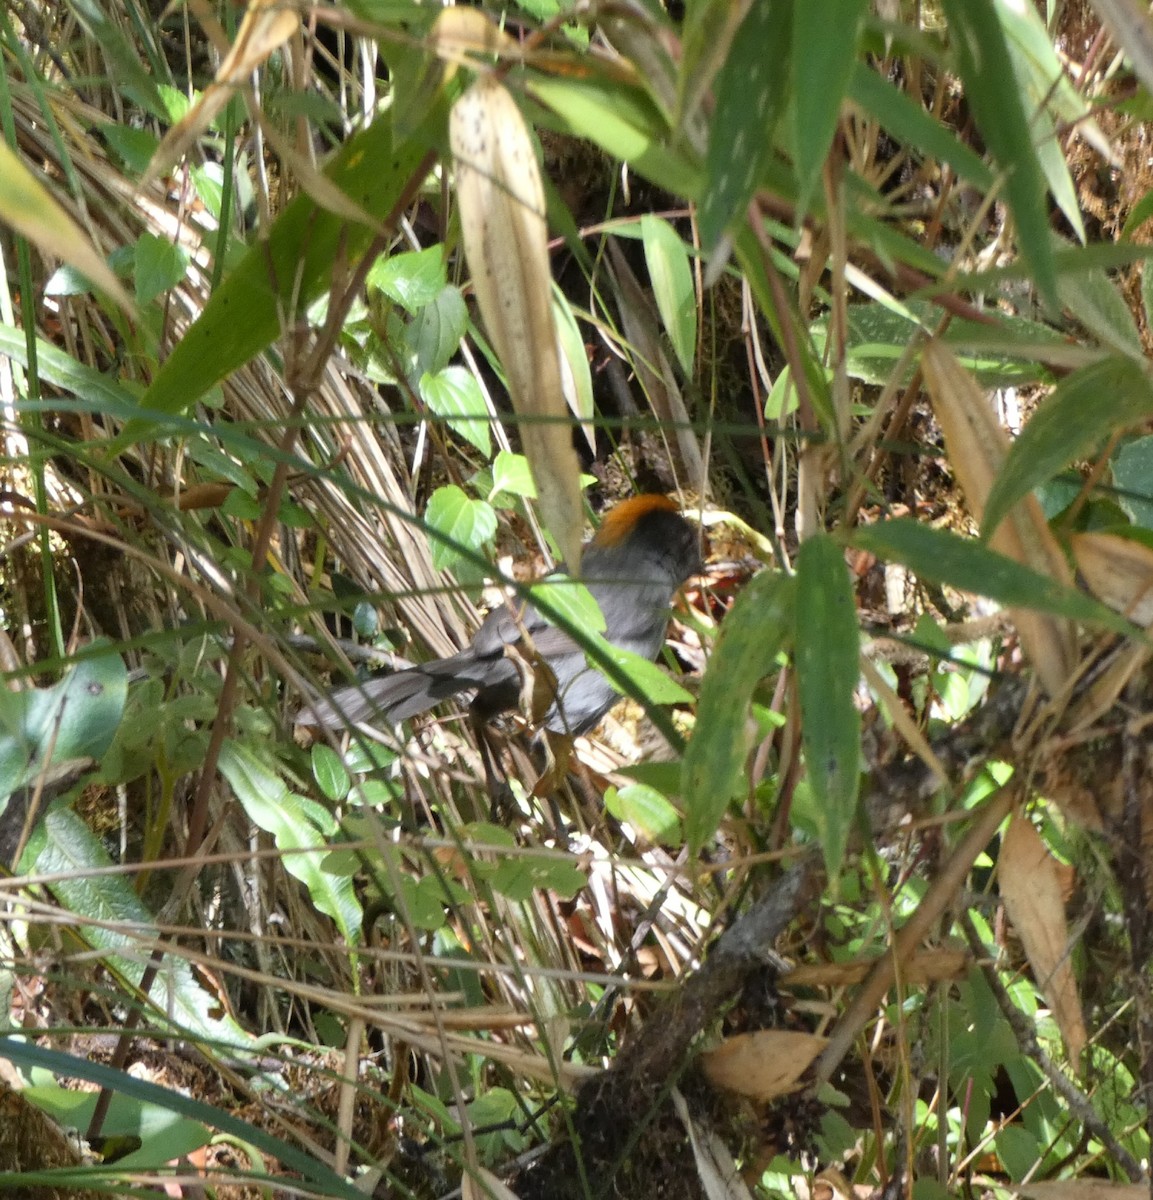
[795,535,860,882]
[854,519,1142,636]
[683,569,794,853]
[792,0,869,216]
[941,0,1056,302]
[982,356,1153,538]
[641,214,696,375]
[699,0,792,249]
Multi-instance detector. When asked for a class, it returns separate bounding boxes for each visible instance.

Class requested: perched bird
[301,495,701,736]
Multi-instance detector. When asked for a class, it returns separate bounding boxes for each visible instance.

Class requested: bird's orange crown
[591,494,681,547]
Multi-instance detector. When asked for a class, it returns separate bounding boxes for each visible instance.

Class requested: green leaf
[367,244,447,312]
[795,535,861,883]
[982,356,1153,537]
[847,64,993,190]
[530,573,607,635]
[605,783,683,845]
[792,0,869,216]
[699,0,792,250]
[21,809,252,1048]
[593,640,693,705]
[131,109,443,433]
[133,232,190,305]
[489,450,538,501]
[219,741,362,944]
[1055,255,1145,359]
[683,570,794,853]
[941,0,1056,303]
[424,486,497,572]
[420,365,491,456]
[404,285,468,380]
[0,1040,364,1200]
[641,214,696,375]
[526,73,702,199]
[553,286,594,426]
[0,645,127,802]
[311,744,351,802]
[854,519,1142,636]
[1112,435,1153,529]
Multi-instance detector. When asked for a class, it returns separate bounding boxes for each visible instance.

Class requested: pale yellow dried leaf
[1019,1183,1149,1200]
[921,340,1076,695]
[999,813,1086,1064]
[1072,531,1153,626]
[700,1029,826,1101]
[144,1,298,185]
[0,141,134,315]
[430,5,516,66]
[784,947,969,988]
[451,74,582,567]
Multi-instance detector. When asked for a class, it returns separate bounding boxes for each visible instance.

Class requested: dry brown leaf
[670,1087,756,1200]
[450,73,583,568]
[999,813,1087,1064]
[921,340,1077,696]
[1019,1183,1150,1200]
[700,1029,826,1101]
[783,947,969,988]
[145,0,298,185]
[0,142,135,315]
[1072,531,1153,626]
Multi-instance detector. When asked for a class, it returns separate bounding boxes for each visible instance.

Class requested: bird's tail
[298,651,480,730]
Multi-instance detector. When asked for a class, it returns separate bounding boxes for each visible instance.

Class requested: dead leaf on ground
[700,1029,826,1101]
[998,813,1086,1065]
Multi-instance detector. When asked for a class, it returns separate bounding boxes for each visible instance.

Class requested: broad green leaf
[132,109,443,433]
[792,0,869,216]
[605,783,683,845]
[592,640,694,705]
[1056,257,1144,359]
[405,285,468,382]
[367,245,447,312]
[526,73,703,200]
[1112,435,1153,529]
[0,1040,364,1200]
[683,570,794,853]
[485,854,586,902]
[530,574,607,635]
[311,744,351,802]
[21,808,253,1048]
[419,365,492,456]
[795,535,861,883]
[641,214,696,375]
[847,64,993,190]
[424,486,497,572]
[942,0,1056,303]
[0,645,127,802]
[134,231,190,305]
[982,356,1153,537]
[489,450,538,500]
[219,740,362,944]
[698,0,792,250]
[854,519,1142,637]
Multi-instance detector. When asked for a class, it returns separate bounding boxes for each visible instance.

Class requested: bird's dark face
[623,508,703,587]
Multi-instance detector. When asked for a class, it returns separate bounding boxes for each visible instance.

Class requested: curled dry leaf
[921,340,1077,696]
[700,1029,827,1101]
[144,0,298,185]
[1071,531,1153,627]
[450,72,583,568]
[998,813,1087,1065]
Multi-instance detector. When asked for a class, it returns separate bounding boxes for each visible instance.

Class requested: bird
[300,495,702,737]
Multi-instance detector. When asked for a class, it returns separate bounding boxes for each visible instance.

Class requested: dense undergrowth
[1,1,1152,1197]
